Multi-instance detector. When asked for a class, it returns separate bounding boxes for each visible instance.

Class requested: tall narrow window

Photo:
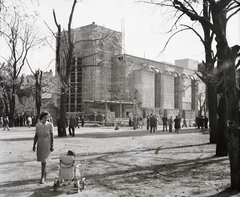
[174,76,179,109]
[155,73,161,108]
[191,78,196,110]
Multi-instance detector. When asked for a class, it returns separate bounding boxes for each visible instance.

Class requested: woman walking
[33,111,54,184]
[3,116,10,131]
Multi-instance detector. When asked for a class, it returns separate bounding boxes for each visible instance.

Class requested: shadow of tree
[204,187,240,197]
[29,185,67,197]
[74,128,208,139]
[0,179,37,189]
[1,129,232,196]
[0,178,66,196]
[0,128,208,142]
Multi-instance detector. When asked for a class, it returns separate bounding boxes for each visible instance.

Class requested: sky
[1,0,240,75]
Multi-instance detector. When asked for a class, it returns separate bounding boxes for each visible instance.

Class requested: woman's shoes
[40,178,45,184]
[40,173,46,184]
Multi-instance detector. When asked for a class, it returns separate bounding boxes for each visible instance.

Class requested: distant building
[57,22,201,121]
[22,70,59,124]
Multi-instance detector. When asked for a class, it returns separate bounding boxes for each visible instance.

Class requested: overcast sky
[1,0,239,74]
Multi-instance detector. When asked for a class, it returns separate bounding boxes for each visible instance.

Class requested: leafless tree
[0,4,44,126]
[52,0,119,136]
[26,59,42,120]
[140,0,240,190]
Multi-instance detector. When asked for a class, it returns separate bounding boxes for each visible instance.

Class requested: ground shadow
[0,178,65,197]
[0,128,208,141]
[0,137,34,142]
[204,187,240,197]
[29,185,66,197]
[72,128,208,139]
[80,152,229,195]
[75,142,211,160]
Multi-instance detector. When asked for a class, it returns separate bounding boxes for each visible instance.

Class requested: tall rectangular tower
[59,23,122,113]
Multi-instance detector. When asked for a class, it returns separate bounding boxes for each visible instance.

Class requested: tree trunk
[207,82,217,144]
[58,89,67,137]
[216,96,228,156]
[202,0,217,144]
[224,60,240,190]
[35,70,42,122]
[9,84,16,127]
[211,5,240,188]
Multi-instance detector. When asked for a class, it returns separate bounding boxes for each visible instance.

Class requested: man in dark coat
[150,114,157,133]
[204,116,208,129]
[133,115,137,130]
[129,116,132,127]
[69,115,77,137]
[146,115,150,130]
[174,116,180,133]
[162,114,168,131]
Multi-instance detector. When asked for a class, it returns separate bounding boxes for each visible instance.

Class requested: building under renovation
[57,22,199,121]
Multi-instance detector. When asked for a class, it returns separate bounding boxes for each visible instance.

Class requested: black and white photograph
[0,0,240,196]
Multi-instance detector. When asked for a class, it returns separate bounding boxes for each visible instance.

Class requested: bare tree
[52,0,77,137]
[52,0,117,136]
[0,5,44,126]
[140,0,240,190]
[26,59,42,120]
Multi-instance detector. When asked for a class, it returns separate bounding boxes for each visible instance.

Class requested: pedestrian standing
[3,116,10,131]
[168,116,173,132]
[195,117,198,129]
[174,116,180,133]
[177,114,181,130]
[182,117,187,128]
[204,116,209,129]
[32,111,54,184]
[77,116,80,128]
[200,115,204,129]
[147,115,150,130]
[81,115,85,127]
[27,116,32,128]
[162,114,168,131]
[139,116,143,129]
[69,115,77,137]
[129,116,132,127]
[150,114,157,133]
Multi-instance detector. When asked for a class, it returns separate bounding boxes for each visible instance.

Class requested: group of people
[129,115,143,130]
[57,114,85,137]
[13,115,37,127]
[29,110,210,184]
[195,115,208,129]
[146,114,182,133]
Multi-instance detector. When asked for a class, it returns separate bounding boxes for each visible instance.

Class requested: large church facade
[57,22,199,121]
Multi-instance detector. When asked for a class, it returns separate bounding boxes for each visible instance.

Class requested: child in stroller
[53,150,86,192]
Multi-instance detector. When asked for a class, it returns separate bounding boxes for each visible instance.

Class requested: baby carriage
[53,144,89,193]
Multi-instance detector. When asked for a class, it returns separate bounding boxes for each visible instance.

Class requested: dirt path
[0,127,239,197]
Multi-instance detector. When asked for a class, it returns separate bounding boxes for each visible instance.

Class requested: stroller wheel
[53,180,59,191]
